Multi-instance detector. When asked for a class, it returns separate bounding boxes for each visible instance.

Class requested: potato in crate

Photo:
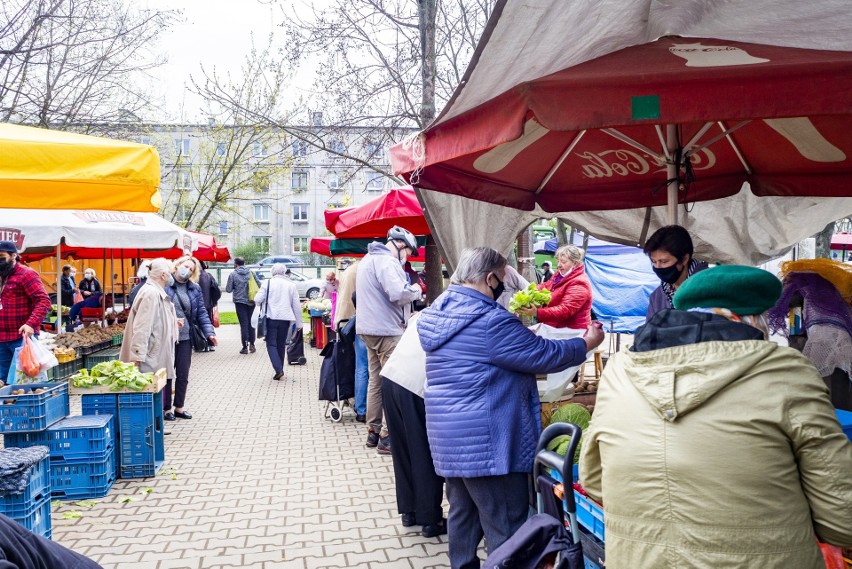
[0,383,69,433]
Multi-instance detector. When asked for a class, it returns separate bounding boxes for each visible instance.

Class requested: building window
[292,140,308,157]
[327,172,341,190]
[253,141,266,157]
[311,112,323,127]
[174,138,190,155]
[254,236,271,255]
[366,171,384,191]
[254,172,270,193]
[292,203,308,222]
[174,206,192,223]
[329,139,346,154]
[253,204,270,222]
[292,171,308,191]
[174,170,191,189]
[365,141,380,158]
[140,136,153,146]
[292,237,309,254]
[216,142,226,156]
[217,220,228,235]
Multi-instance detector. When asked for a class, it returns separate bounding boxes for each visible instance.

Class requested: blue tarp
[536,236,658,333]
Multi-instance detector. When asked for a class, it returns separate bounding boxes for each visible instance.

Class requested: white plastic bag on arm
[531,323,590,402]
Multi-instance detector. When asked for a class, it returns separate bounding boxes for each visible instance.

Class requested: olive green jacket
[580,339,852,569]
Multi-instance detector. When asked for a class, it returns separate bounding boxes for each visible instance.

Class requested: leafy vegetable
[71,361,154,391]
[509,283,552,313]
[62,511,83,520]
[546,404,592,463]
[119,496,136,504]
[74,500,98,508]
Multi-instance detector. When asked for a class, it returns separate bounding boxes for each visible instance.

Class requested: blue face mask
[166,274,175,287]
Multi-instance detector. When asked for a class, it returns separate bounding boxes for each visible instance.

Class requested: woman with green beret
[580,265,852,569]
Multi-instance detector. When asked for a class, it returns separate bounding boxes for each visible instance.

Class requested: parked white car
[252,268,324,300]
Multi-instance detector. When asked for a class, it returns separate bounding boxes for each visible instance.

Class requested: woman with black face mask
[643,225,709,322]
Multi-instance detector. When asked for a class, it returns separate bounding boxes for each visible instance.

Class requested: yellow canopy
[0,123,161,212]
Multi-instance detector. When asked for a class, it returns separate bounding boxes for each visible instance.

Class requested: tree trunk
[814,222,836,259]
[556,219,568,246]
[418,0,443,304]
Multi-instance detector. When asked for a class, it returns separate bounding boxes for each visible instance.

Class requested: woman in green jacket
[580,265,852,569]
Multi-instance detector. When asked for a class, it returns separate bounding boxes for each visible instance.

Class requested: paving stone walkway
[52,324,452,568]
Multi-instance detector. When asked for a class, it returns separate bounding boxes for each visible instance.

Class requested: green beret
[673,265,782,315]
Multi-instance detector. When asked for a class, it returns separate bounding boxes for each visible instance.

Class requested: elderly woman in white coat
[120,258,178,379]
[254,263,303,381]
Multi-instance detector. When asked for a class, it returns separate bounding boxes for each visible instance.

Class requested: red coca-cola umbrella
[391,36,852,223]
[324,187,430,238]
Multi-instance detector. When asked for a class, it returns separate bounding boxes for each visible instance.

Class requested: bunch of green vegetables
[71,361,154,391]
[546,404,592,464]
[508,283,552,312]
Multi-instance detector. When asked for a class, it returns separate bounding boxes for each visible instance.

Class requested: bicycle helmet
[387,225,418,258]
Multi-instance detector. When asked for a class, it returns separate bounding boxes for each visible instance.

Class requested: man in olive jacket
[580,266,852,569]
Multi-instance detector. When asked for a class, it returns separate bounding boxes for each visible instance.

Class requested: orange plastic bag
[73,290,84,304]
[212,306,220,328]
[19,337,41,377]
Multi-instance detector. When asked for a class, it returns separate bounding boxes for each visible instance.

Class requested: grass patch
[218,311,310,324]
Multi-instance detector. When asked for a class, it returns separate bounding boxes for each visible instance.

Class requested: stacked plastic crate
[81,391,164,478]
[6,415,117,499]
[0,381,70,538]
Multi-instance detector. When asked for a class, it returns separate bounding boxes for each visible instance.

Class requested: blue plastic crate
[47,359,83,381]
[117,392,164,478]
[2,493,51,539]
[576,491,605,541]
[836,409,852,442]
[81,394,118,416]
[0,383,69,433]
[583,556,602,569]
[0,454,50,512]
[5,415,114,462]
[50,446,116,499]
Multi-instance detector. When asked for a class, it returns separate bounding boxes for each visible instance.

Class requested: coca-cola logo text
[0,228,25,249]
[576,148,716,179]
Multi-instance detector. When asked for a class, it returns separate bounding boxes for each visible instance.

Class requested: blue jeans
[354,334,369,415]
[265,319,292,374]
[445,473,530,569]
[0,338,24,384]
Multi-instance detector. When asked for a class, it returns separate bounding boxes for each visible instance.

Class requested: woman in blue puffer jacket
[165,256,217,421]
[417,247,604,569]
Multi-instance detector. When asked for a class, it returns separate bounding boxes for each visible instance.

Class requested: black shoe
[355,414,366,423]
[365,431,379,448]
[239,347,248,354]
[273,371,284,381]
[174,410,192,419]
[422,518,447,538]
[401,513,416,527]
[376,435,391,455]
[164,412,176,421]
[249,344,256,353]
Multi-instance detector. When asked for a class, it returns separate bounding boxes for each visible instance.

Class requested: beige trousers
[360,334,401,437]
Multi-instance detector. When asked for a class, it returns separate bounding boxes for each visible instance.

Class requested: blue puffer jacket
[417,285,588,478]
[166,280,215,339]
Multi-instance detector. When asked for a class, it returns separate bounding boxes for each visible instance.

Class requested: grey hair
[555,244,584,264]
[271,263,289,277]
[147,258,172,280]
[451,247,507,285]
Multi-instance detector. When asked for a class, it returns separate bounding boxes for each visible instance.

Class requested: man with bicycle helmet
[356,226,423,455]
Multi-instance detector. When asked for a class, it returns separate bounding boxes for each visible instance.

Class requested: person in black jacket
[68,268,103,323]
[60,265,76,307]
[197,261,221,351]
[0,513,102,568]
[164,256,217,421]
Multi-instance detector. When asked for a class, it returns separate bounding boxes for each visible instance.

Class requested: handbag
[175,289,209,352]
[256,281,269,339]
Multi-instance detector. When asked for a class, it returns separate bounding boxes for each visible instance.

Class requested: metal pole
[110,250,116,314]
[120,251,126,309]
[55,244,62,335]
[666,124,679,226]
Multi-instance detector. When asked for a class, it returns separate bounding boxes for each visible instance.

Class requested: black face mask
[488,273,505,300]
[653,262,684,284]
[0,259,13,277]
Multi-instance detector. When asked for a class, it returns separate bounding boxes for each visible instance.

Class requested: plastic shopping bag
[30,337,58,372]
[211,306,220,328]
[7,345,49,385]
[74,290,84,304]
[19,337,41,377]
[531,324,590,403]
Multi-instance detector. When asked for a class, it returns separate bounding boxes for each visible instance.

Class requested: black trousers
[164,339,192,410]
[382,377,444,525]
[235,303,255,347]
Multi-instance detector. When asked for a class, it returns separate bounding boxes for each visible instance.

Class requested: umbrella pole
[110,250,116,316]
[666,124,678,226]
[55,244,62,335]
[120,251,126,310]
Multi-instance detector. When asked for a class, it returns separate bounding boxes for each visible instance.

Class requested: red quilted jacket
[536,265,593,329]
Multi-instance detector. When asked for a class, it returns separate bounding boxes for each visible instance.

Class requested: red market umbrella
[310,236,427,258]
[310,237,333,257]
[324,188,430,238]
[391,36,852,222]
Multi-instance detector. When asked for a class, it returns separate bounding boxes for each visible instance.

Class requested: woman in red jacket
[518,244,593,329]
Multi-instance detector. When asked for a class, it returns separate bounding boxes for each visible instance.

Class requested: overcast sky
[141,0,314,122]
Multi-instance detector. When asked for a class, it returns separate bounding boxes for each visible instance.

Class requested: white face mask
[84,273,94,280]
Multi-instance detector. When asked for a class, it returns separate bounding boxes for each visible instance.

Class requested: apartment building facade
[129,121,415,258]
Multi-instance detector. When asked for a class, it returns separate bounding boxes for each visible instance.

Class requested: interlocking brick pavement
[51,325,453,568]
